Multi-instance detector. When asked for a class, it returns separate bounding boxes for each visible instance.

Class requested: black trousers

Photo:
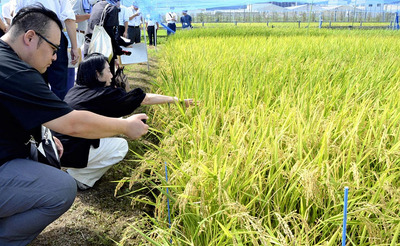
[147,26,157,45]
[117,25,131,46]
[43,32,68,100]
[167,23,176,35]
[128,26,140,43]
[117,25,125,37]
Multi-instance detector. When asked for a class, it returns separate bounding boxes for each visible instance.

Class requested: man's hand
[53,136,64,158]
[70,47,80,65]
[124,114,149,139]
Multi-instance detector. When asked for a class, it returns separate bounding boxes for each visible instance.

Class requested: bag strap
[99,4,110,27]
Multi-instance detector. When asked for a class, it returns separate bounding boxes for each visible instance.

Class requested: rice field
[125,27,400,245]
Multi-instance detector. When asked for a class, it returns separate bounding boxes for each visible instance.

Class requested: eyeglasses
[27,30,60,55]
[36,32,60,55]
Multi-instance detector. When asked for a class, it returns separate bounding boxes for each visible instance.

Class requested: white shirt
[127,7,141,26]
[15,0,76,24]
[166,12,177,24]
[69,0,87,31]
[2,0,16,23]
[2,2,12,20]
[146,19,156,27]
[118,5,130,26]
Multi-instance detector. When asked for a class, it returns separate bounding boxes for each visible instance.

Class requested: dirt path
[30,54,159,246]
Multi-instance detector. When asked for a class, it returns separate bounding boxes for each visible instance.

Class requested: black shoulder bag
[114,66,130,91]
[29,126,61,169]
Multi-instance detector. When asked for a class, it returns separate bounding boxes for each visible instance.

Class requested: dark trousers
[147,26,157,45]
[0,159,76,245]
[127,26,140,43]
[167,23,176,35]
[43,32,68,100]
[117,25,125,37]
[117,25,131,46]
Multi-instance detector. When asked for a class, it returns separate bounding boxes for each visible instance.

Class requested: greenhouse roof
[1,0,400,22]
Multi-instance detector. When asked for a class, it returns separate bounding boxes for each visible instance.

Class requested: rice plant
[125,27,400,245]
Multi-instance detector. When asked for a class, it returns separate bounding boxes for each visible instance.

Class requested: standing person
[117,3,130,46]
[68,0,93,90]
[145,15,159,46]
[0,5,148,245]
[180,10,192,29]
[70,0,93,34]
[84,0,130,81]
[15,0,81,100]
[165,8,177,35]
[127,3,141,43]
[55,53,194,190]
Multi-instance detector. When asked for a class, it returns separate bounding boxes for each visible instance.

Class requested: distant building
[328,0,349,6]
[364,0,384,13]
[270,2,298,7]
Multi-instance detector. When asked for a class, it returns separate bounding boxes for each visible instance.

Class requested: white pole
[141,16,149,71]
[155,23,157,51]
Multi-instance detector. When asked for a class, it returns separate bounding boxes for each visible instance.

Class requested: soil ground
[29,50,160,246]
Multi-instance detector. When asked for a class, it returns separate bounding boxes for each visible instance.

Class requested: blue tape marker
[165,162,172,228]
[342,186,349,246]
[160,22,176,34]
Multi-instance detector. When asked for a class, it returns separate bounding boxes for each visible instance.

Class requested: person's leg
[147,29,151,45]
[148,26,154,45]
[118,25,125,38]
[167,23,173,35]
[67,67,75,90]
[43,33,69,100]
[134,28,141,43]
[127,26,134,42]
[171,23,176,33]
[67,138,128,188]
[0,159,77,245]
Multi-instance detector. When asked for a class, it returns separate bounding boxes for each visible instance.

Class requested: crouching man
[0,5,148,245]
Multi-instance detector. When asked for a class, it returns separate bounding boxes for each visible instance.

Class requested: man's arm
[124,21,128,38]
[129,12,140,21]
[64,19,80,65]
[75,14,90,23]
[0,18,7,33]
[44,110,149,140]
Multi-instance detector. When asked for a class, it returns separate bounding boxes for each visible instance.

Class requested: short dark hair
[76,53,108,87]
[10,4,62,38]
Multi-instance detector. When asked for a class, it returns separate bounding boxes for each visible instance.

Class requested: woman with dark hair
[54,53,193,190]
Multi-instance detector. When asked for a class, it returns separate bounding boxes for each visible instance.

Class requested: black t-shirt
[55,85,145,168]
[0,40,73,166]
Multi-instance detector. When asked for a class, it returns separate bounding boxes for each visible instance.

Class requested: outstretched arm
[44,110,148,140]
[142,93,194,107]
